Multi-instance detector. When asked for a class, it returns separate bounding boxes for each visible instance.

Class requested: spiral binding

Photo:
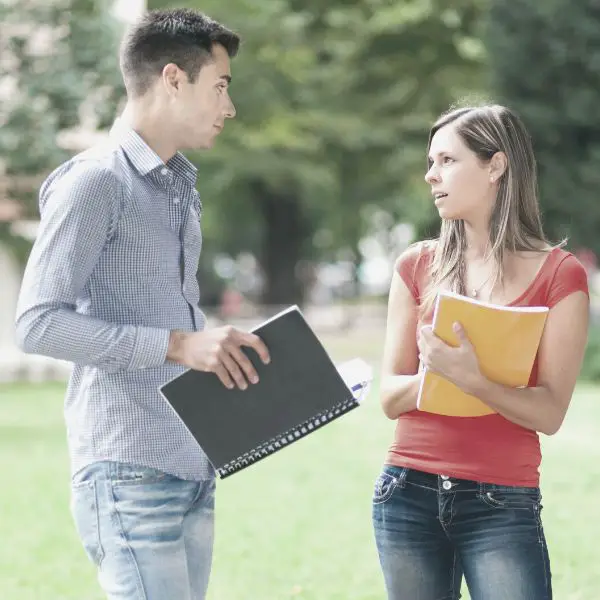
[216,395,359,478]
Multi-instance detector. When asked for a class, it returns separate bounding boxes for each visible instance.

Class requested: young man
[15,8,269,599]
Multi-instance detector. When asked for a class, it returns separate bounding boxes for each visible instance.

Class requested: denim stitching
[374,466,409,503]
[108,481,149,600]
[448,493,456,528]
[388,466,408,489]
[406,481,437,492]
[534,503,552,598]
[449,550,459,600]
[91,480,106,566]
[398,467,408,488]
[477,489,540,511]
[373,474,397,504]
[185,479,214,517]
[438,492,456,531]
[72,478,106,566]
[110,462,169,486]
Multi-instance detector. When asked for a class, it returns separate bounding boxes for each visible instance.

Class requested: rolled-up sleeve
[15,162,170,372]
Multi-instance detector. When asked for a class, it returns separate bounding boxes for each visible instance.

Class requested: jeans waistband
[72,460,172,485]
[383,465,540,495]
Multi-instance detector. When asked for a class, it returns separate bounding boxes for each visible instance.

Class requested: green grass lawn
[1,343,599,599]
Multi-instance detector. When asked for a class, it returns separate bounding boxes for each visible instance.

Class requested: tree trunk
[252,181,309,306]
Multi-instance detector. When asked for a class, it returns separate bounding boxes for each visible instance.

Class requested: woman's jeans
[372,465,552,600]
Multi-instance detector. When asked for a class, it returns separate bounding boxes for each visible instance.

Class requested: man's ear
[162,63,183,97]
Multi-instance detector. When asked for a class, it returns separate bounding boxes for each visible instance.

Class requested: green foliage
[0,0,125,262]
[580,320,600,382]
[150,0,488,302]
[486,0,600,253]
[2,0,488,298]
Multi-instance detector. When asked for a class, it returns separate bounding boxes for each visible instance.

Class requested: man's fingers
[228,345,259,384]
[214,363,235,390]
[237,331,270,364]
[220,352,249,390]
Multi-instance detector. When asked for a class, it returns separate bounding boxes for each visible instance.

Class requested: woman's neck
[463,221,491,262]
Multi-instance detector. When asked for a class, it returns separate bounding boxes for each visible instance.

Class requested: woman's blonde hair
[420,104,560,315]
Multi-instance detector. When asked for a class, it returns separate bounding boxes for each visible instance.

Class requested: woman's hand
[417,322,485,396]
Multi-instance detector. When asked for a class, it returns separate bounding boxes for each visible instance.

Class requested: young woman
[373,104,589,600]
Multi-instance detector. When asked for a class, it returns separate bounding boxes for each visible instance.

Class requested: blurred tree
[487,0,600,255]
[150,0,488,305]
[0,0,125,265]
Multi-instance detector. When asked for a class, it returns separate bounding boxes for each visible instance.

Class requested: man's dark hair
[120,9,240,98]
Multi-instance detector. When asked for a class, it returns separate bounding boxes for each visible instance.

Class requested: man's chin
[182,140,213,152]
[193,136,217,151]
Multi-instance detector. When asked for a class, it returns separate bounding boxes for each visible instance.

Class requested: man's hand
[167,327,270,390]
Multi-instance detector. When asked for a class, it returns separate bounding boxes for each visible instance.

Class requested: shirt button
[173,197,180,204]
[161,167,169,176]
[442,480,452,490]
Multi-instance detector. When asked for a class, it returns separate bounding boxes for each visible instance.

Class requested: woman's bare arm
[379,271,423,420]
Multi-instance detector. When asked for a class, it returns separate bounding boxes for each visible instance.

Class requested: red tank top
[386,242,589,486]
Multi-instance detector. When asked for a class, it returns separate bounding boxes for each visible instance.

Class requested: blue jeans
[372,465,552,600]
[70,461,215,600]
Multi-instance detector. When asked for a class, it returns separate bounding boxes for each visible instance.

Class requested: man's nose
[225,97,236,119]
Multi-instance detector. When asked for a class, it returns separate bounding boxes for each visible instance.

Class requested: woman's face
[425,123,497,222]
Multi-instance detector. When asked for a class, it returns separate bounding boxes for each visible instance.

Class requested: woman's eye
[443,156,454,164]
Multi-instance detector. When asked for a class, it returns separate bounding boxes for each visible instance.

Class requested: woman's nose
[425,166,440,184]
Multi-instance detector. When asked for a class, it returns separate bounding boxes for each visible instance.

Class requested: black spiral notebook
[159,305,371,479]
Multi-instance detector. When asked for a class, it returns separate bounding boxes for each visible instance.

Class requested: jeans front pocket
[373,471,399,505]
[70,479,105,566]
[478,486,542,511]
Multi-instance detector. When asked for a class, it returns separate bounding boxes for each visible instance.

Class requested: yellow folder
[417,290,549,417]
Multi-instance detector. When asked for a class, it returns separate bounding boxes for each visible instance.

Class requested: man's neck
[119,101,178,164]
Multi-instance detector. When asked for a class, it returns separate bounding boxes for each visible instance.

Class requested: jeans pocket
[373,472,398,505]
[70,480,105,566]
[478,487,541,511]
[111,465,170,486]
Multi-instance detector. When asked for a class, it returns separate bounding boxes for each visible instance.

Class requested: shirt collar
[110,119,198,186]
[165,152,198,187]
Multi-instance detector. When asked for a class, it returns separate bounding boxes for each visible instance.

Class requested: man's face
[174,44,236,150]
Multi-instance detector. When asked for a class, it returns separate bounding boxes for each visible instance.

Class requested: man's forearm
[16,304,170,373]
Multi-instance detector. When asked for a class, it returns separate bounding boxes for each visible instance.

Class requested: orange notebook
[417,290,549,417]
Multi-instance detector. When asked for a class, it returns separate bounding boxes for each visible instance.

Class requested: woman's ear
[489,151,508,183]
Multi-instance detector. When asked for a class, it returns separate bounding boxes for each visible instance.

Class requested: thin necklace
[468,270,493,298]
[470,280,487,298]
[465,243,492,298]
